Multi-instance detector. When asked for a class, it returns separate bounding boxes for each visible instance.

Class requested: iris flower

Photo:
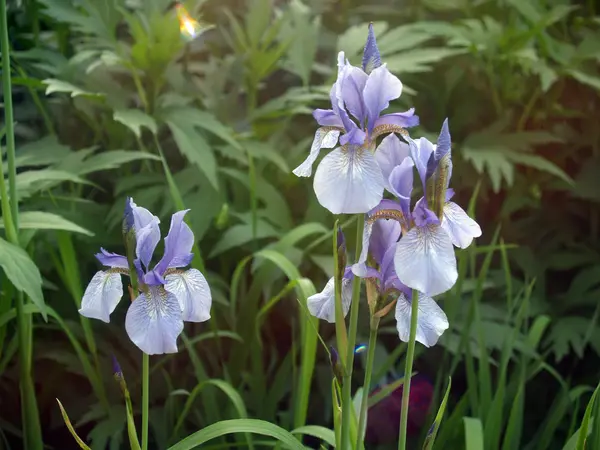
[79,198,212,355]
[293,24,419,215]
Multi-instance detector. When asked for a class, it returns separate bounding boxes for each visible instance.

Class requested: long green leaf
[463,417,484,450]
[0,211,93,235]
[423,377,452,450]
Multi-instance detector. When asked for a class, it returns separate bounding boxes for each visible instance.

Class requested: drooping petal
[125,286,184,355]
[165,269,212,322]
[293,128,340,177]
[388,158,414,218]
[307,276,353,323]
[352,219,373,278]
[313,109,343,127]
[363,65,403,133]
[441,202,482,249]
[343,65,369,124]
[375,133,410,193]
[129,198,161,269]
[313,146,385,214]
[394,224,457,297]
[95,248,129,269]
[153,210,194,276]
[370,218,401,266]
[79,271,123,323]
[374,109,420,129]
[362,23,382,74]
[395,292,449,347]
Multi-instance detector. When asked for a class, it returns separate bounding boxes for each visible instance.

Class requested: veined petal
[362,23,382,74]
[333,52,366,146]
[343,65,369,124]
[165,269,212,322]
[79,271,123,323]
[394,224,457,297]
[154,210,194,275]
[374,109,419,129]
[313,109,343,127]
[395,292,449,347]
[95,248,128,269]
[125,286,184,355]
[370,219,401,266]
[293,128,340,177]
[388,158,414,218]
[363,65,403,133]
[442,202,482,249]
[352,219,373,277]
[313,146,385,214]
[375,134,410,193]
[307,277,353,323]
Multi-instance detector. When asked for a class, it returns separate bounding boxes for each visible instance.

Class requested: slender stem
[340,215,365,450]
[398,290,419,450]
[142,352,150,450]
[333,223,348,364]
[356,316,379,450]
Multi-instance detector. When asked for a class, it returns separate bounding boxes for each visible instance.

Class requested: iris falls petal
[313,146,385,214]
[442,202,482,249]
[395,292,449,347]
[165,269,212,322]
[394,224,457,297]
[79,271,123,323]
[293,128,340,177]
[307,277,353,323]
[125,286,184,355]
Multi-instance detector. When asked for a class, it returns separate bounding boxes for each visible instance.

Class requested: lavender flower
[293,24,419,215]
[307,267,357,323]
[79,198,212,355]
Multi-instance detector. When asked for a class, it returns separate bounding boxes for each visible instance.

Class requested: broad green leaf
[16,170,91,198]
[385,48,465,73]
[505,151,572,185]
[43,79,103,98]
[291,425,335,447]
[463,417,484,450]
[78,150,160,175]
[113,109,158,138]
[167,120,219,190]
[0,211,93,236]
[167,419,305,450]
[0,237,46,320]
[13,136,71,168]
[568,69,600,91]
[209,222,279,258]
[165,108,241,150]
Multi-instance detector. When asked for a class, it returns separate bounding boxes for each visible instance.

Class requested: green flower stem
[340,215,365,450]
[356,316,380,450]
[398,289,419,450]
[1,1,43,448]
[142,352,150,450]
[333,223,348,364]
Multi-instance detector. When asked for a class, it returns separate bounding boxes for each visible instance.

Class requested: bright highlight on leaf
[175,2,214,41]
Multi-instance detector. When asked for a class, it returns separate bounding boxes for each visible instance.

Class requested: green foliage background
[1,0,600,448]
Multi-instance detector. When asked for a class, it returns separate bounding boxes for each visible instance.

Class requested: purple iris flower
[293,24,419,215]
[354,120,481,298]
[307,266,357,323]
[79,198,212,355]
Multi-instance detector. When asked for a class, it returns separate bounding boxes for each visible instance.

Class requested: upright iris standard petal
[388,158,414,218]
[407,137,435,194]
[307,276,353,323]
[79,271,123,323]
[369,219,401,265]
[375,134,410,193]
[343,66,369,124]
[153,210,194,276]
[95,248,129,269]
[395,292,449,347]
[333,52,367,146]
[442,202,482,249]
[362,23,382,74]
[293,128,340,177]
[363,65,403,133]
[394,224,457,297]
[130,199,161,269]
[313,146,385,214]
[165,268,212,322]
[125,286,184,355]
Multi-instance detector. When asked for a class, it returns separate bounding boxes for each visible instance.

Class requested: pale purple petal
[394,224,457,297]
[395,292,449,347]
[442,202,482,249]
[413,197,440,227]
[125,286,183,355]
[362,23,382,74]
[313,109,343,127]
[370,219,401,266]
[333,52,366,146]
[363,65,403,132]
[352,218,373,278]
[388,158,414,218]
[154,210,194,275]
[407,137,435,193]
[342,65,368,124]
[129,198,161,269]
[374,109,420,129]
[436,118,451,162]
[375,133,410,193]
[95,248,128,269]
[293,128,340,177]
[79,271,123,323]
[380,243,398,289]
[307,276,353,323]
[313,146,385,214]
[165,269,212,322]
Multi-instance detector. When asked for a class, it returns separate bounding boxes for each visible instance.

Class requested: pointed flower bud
[362,23,382,75]
[329,345,344,386]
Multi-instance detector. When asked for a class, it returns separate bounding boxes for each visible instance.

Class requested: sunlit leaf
[43,79,103,98]
[113,109,158,138]
[0,211,93,236]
